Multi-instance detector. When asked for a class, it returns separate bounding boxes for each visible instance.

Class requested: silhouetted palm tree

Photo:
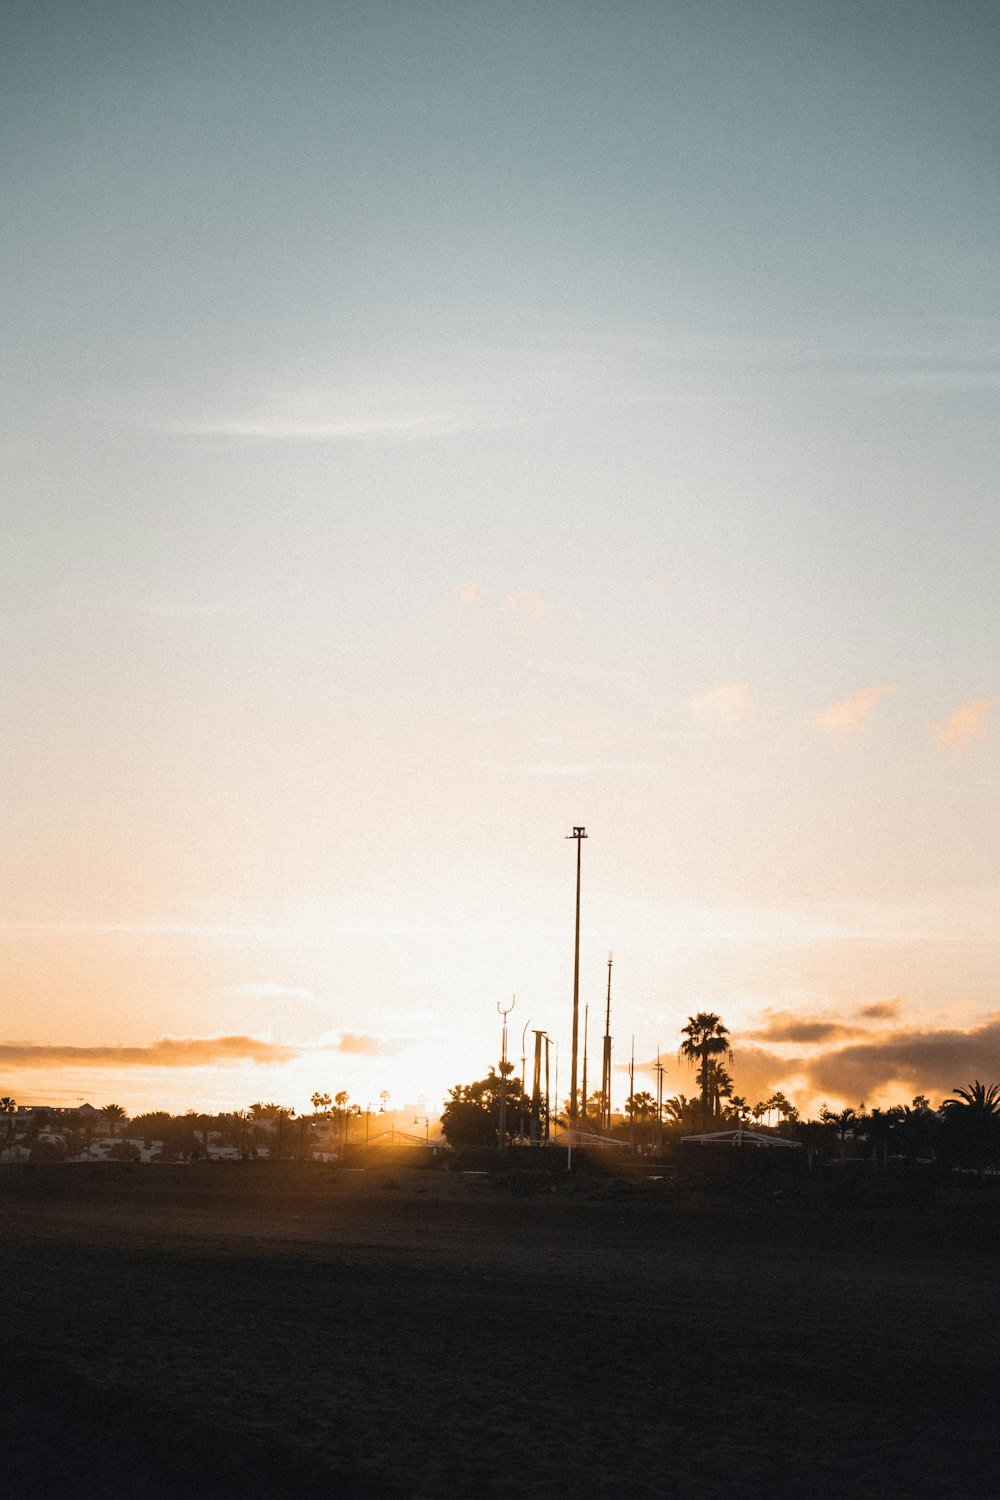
[101,1103,127,1137]
[0,1097,16,1160]
[820,1105,857,1164]
[861,1107,893,1172]
[679,1014,732,1129]
[664,1094,700,1129]
[942,1080,1000,1180]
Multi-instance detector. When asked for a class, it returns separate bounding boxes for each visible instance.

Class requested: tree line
[438,1012,1000,1177]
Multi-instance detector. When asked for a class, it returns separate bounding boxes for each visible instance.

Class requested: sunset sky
[3,0,998,1120]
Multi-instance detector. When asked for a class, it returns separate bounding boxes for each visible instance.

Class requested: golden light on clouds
[811,685,892,734]
[932,696,999,746]
[0,1036,299,1068]
[4,2,998,1129]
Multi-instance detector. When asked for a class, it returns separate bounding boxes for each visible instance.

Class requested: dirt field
[1,1161,997,1498]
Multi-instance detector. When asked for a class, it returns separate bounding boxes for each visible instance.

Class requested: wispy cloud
[933,697,999,746]
[186,414,458,441]
[337,1033,400,1056]
[0,1036,300,1069]
[855,370,1000,393]
[812,685,892,734]
[225,983,318,1002]
[516,761,661,777]
[688,682,755,725]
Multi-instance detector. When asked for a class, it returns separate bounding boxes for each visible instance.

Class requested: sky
[2,0,998,1119]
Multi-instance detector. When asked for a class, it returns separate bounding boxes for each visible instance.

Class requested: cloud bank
[805,1016,1000,1101]
[728,1002,1000,1111]
[0,1036,300,1068]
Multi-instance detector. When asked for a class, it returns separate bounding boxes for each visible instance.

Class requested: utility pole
[601,951,613,1133]
[530,1029,545,1144]
[653,1050,665,1155]
[497,996,515,1154]
[581,1002,589,1127]
[628,1036,635,1157]
[520,1016,531,1143]
[544,1033,552,1144]
[566,826,587,1131]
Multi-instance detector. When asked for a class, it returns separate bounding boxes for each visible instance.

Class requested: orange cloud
[0,1036,299,1069]
[858,998,901,1021]
[688,682,755,725]
[745,1011,865,1045]
[932,697,999,746]
[337,1033,399,1056]
[812,685,891,734]
[805,1016,1000,1103]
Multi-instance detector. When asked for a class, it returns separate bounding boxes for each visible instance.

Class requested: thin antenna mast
[496,995,515,1154]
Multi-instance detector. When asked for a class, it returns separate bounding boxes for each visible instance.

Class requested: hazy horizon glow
[3,1,998,1119]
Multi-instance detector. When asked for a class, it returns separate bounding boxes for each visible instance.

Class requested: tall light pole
[601,951,613,1133]
[628,1036,636,1156]
[581,1002,589,1127]
[520,1016,531,1143]
[566,826,587,1130]
[653,1050,665,1155]
[497,996,515,1154]
[530,1029,545,1144]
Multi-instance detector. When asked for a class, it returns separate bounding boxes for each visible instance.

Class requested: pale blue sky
[2,1,998,1113]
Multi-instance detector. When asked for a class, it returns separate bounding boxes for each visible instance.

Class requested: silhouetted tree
[941,1081,1000,1180]
[130,1111,171,1147]
[679,1014,733,1128]
[664,1094,700,1130]
[440,1066,528,1149]
[101,1104,128,1137]
[722,1094,751,1124]
[0,1097,16,1160]
[820,1105,857,1164]
[859,1107,894,1172]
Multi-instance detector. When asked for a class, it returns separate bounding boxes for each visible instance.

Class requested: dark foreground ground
[1,1161,997,1498]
